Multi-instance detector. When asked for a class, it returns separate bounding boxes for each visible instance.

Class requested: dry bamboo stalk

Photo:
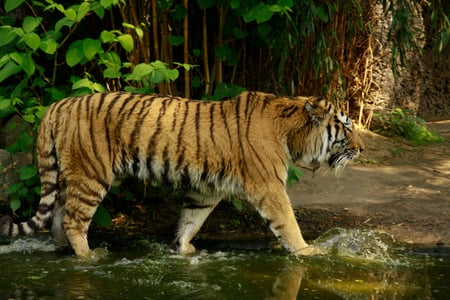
[151,0,160,60]
[216,6,224,84]
[183,0,190,98]
[202,9,210,95]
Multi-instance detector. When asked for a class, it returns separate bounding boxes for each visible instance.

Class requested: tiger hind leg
[174,190,221,254]
[63,177,109,257]
[51,185,68,249]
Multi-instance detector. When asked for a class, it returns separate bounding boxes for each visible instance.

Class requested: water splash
[0,237,56,254]
[314,228,395,262]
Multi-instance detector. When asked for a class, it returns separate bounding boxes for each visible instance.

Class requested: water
[0,229,449,299]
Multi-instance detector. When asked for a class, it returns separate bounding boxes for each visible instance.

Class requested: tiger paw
[293,245,326,256]
[176,242,196,255]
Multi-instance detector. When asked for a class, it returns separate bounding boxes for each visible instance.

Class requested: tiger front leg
[250,188,323,256]
[174,190,221,255]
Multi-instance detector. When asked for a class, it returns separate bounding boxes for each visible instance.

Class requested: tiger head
[288,97,365,172]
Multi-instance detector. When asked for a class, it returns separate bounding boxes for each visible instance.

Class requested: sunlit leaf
[117,34,134,52]
[82,38,102,60]
[103,67,122,78]
[77,1,91,21]
[100,30,116,43]
[66,41,84,66]
[40,38,58,54]
[22,16,42,33]
[23,33,41,51]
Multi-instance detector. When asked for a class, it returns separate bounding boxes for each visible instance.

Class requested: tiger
[0,91,364,257]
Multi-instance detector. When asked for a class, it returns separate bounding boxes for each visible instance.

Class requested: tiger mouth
[328,150,359,170]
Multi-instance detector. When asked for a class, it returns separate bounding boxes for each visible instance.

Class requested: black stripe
[209,104,216,147]
[195,102,201,160]
[280,105,299,118]
[18,223,27,235]
[26,219,40,231]
[162,145,170,178]
[176,101,189,153]
[37,203,54,214]
[220,102,232,145]
[182,197,213,209]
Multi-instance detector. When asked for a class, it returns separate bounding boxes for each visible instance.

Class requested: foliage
[1,0,449,224]
[0,0,180,221]
[377,108,445,145]
[287,164,304,186]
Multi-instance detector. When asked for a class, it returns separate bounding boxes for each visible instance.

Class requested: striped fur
[0,91,364,257]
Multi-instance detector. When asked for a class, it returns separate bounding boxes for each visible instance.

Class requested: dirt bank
[288,120,450,246]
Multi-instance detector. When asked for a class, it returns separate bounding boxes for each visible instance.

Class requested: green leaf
[93,205,112,227]
[150,69,166,84]
[5,0,26,13]
[256,6,274,24]
[20,53,35,76]
[82,38,102,60]
[66,41,84,67]
[233,27,249,39]
[5,131,33,153]
[100,30,116,43]
[169,35,184,46]
[0,26,17,47]
[316,6,329,23]
[135,26,144,39]
[99,51,122,68]
[23,16,42,33]
[166,69,179,81]
[22,114,35,124]
[212,82,246,99]
[77,1,91,21]
[72,78,94,90]
[100,0,113,9]
[117,34,134,52]
[64,8,77,21]
[23,33,41,51]
[0,99,12,110]
[55,17,76,32]
[19,165,38,180]
[40,38,58,54]
[129,63,153,79]
[0,61,21,83]
[10,198,21,213]
[103,67,121,78]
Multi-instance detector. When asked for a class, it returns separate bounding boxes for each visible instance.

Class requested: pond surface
[0,229,449,299]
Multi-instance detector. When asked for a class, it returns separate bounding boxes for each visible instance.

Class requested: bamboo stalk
[183,0,190,98]
[216,6,224,84]
[202,9,211,95]
[151,0,159,60]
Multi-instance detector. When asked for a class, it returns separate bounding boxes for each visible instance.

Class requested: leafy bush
[377,108,445,145]
[0,0,181,220]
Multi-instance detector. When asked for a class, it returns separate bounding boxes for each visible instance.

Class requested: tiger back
[0,91,364,257]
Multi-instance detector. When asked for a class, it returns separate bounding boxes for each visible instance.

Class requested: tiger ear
[305,99,333,126]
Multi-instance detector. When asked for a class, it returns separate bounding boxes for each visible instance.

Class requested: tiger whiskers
[329,150,354,176]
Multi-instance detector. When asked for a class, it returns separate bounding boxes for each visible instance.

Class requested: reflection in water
[0,230,449,299]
